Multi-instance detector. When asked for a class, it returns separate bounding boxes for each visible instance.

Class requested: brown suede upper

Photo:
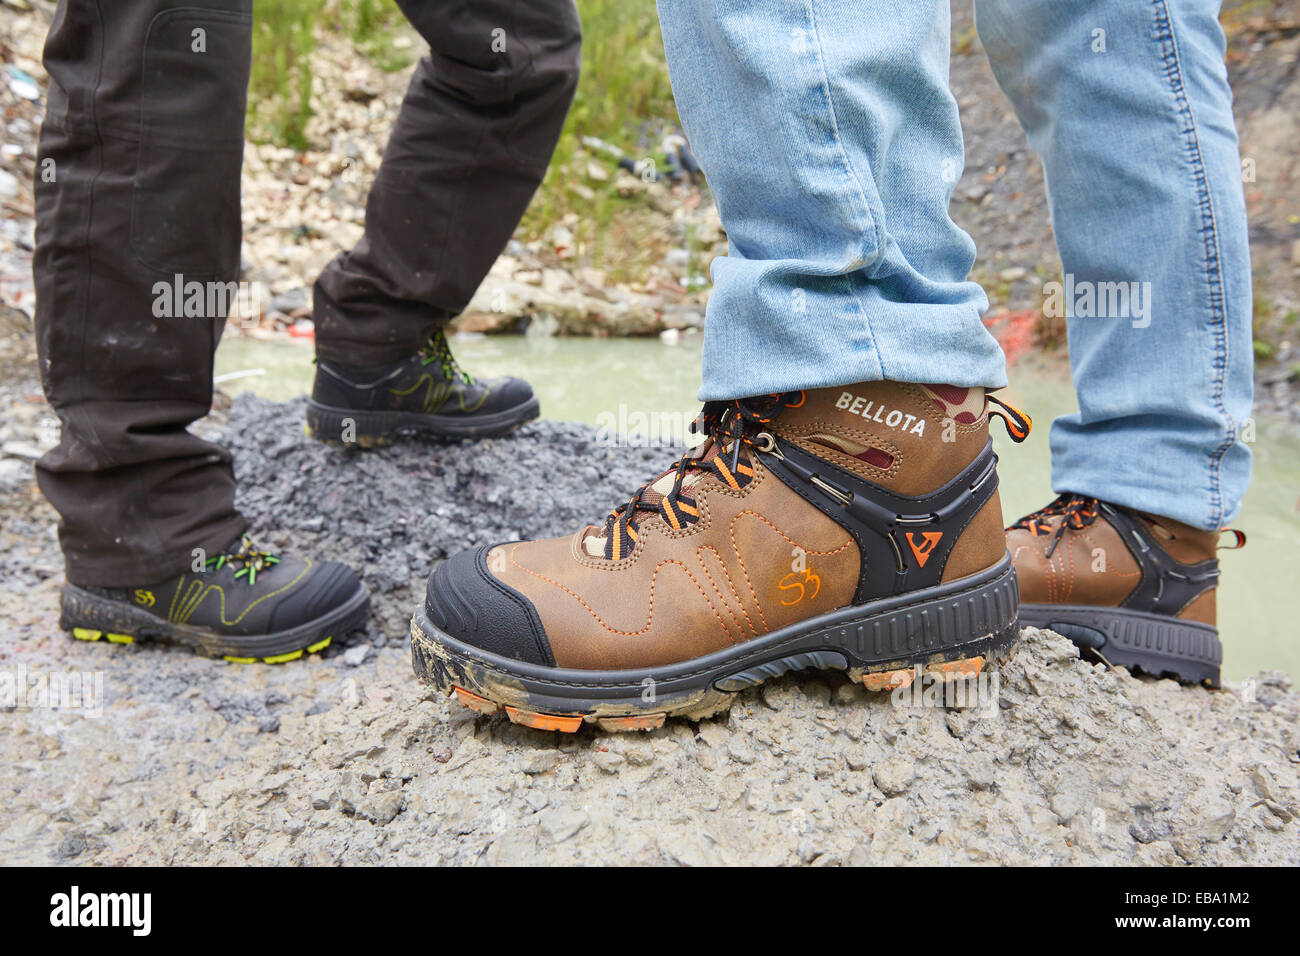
[483,382,1011,669]
[1006,505,1219,626]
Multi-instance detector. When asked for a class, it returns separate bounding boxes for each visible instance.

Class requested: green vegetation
[517,0,682,279]
[953,24,978,56]
[246,0,413,149]
[1251,295,1287,364]
[327,0,415,73]
[247,0,317,150]
[557,0,678,166]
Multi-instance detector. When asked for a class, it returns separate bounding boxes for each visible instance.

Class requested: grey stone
[873,758,915,796]
[520,750,561,775]
[538,807,589,843]
[359,791,406,826]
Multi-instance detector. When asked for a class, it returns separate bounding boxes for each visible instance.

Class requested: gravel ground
[2,393,1299,866]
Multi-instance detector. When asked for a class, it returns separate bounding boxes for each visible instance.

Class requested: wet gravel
[2,394,1299,866]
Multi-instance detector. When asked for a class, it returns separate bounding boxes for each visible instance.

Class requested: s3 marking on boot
[412,382,1032,732]
[60,535,370,662]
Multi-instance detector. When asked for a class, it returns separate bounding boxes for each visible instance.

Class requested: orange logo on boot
[905,532,943,567]
[777,568,822,606]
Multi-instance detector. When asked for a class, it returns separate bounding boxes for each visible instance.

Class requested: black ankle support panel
[758,438,1000,604]
[1103,504,1219,616]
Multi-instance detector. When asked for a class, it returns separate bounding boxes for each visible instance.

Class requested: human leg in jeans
[411,0,1029,730]
[37,0,367,659]
[307,0,581,445]
[985,0,1252,684]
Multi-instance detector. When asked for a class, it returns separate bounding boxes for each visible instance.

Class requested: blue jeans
[657,0,1253,530]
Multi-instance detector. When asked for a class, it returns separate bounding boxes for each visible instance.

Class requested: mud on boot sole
[305,396,540,446]
[60,584,371,663]
[410,555,1021,732]
[1019,603,1222,687]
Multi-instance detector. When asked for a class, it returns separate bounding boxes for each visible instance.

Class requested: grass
[517,0,682,279]
[326,0,415,73]
[246,0,413,149]
[247,0,317,151]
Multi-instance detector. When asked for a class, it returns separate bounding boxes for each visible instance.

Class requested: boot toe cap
[424,545,554,666]
[267,560,364,632]
[480,375,535,413]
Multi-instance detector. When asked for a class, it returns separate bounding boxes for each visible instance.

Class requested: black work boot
[60,536,370,663]
[306,329,539,447]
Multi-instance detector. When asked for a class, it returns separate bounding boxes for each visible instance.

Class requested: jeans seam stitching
[1151,0,1233,529]
[805,0,885,377]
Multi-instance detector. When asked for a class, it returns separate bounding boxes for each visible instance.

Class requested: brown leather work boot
[1007,495,1241,686]
[411,382,1031,732]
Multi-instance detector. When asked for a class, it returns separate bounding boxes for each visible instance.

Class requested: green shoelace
[419,329,474,385]
[205,535,281,585]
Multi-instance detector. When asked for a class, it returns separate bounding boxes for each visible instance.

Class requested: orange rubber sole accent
[503,705,584,733]
[453,686,502,716]
[447,656,989,731]
[861,668,915,692]
[861,655,985,691]
[932,656,985,680]
[450,687,666,733]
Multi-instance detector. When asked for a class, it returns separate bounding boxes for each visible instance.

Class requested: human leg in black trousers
[308,0,581,445]
[35,0,366,659]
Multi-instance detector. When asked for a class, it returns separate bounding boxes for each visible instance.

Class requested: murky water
[216,332,1299,682]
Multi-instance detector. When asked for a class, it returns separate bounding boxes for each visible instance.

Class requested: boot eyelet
[753,431,777,453]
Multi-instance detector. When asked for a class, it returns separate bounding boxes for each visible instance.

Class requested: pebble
[538,807,589,843]
[592,750,625,773]
[623,741,656,766]
[964,753,996,791]
[359,792,406,826]
[727,737,757,765]
[873,758,916,796]
[519,750,561,775]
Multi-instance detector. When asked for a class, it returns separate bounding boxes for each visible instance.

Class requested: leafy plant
[247,0,319,150]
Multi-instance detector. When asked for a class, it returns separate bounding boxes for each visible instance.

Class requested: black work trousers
[33,0,580,585]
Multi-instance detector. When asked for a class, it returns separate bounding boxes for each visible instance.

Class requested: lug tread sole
[61,586,369,663]
[305,396,540,446]
[1019,602,1222,687]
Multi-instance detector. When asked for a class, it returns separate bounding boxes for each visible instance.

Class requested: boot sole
[410,555,1020,733]
[59,583,371,663]
[304,396,540,447]
[1018,603,1221,687]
